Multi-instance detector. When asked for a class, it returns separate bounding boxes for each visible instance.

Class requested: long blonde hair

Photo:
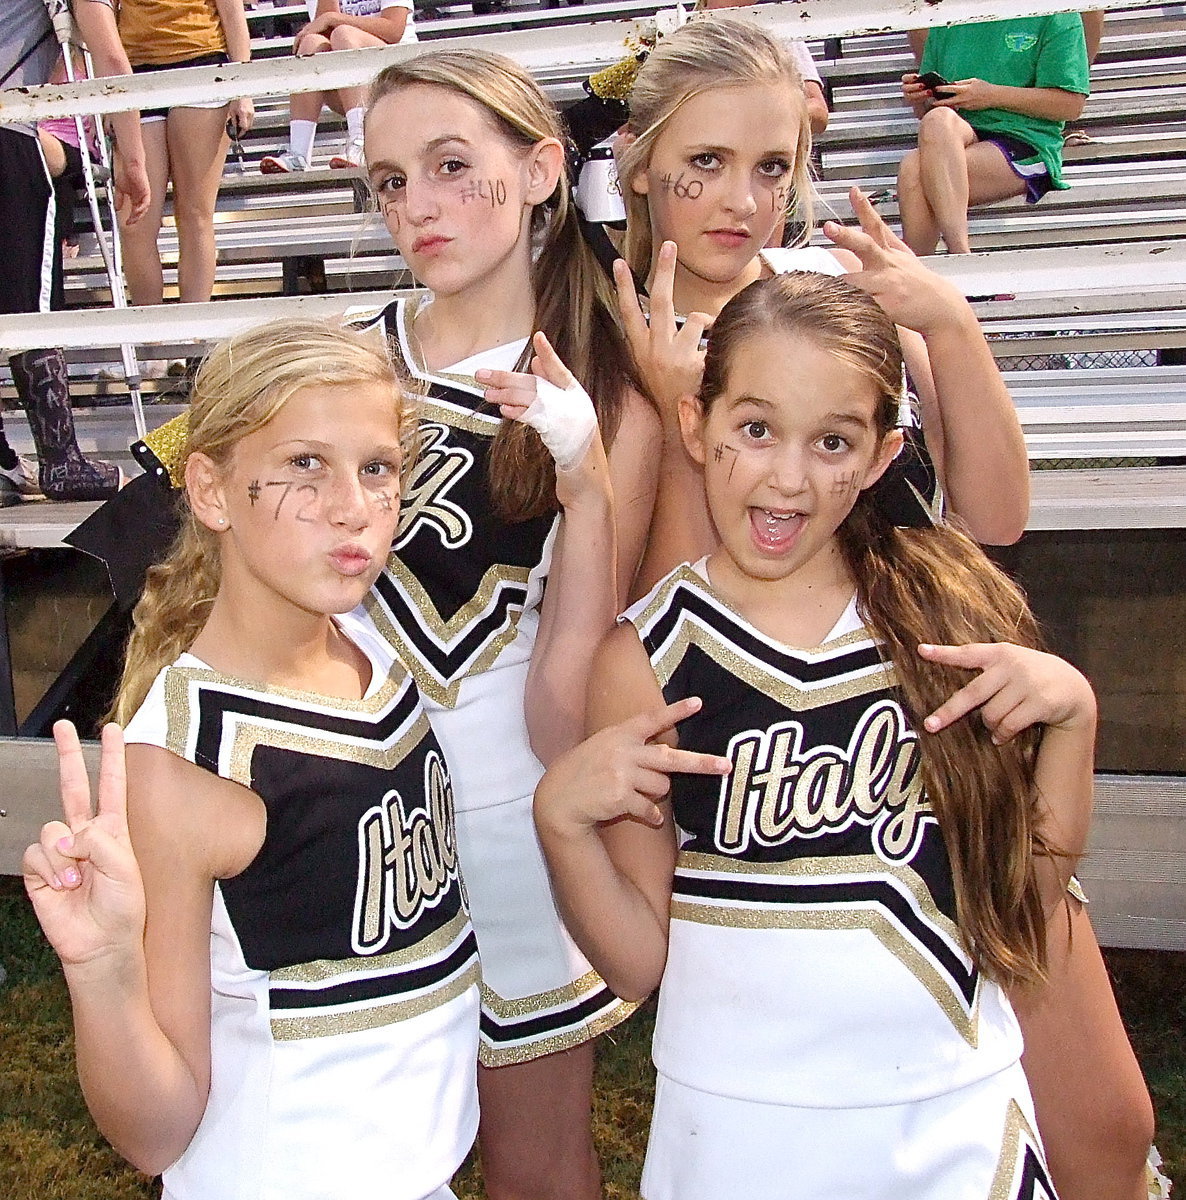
[619,15,815,281]
[699,273,1053,990]
[367,50,645,521]
[111,318,417,726]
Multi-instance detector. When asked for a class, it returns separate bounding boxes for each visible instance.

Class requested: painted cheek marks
[375,491,394,513]
[459,178,507,207]
[264,480,318,523]
[377,195,401,232]
[248,480,260,505]
[831,470,862,499]
[660,171,704,200]
[771,184,792,214]
[713,442,741,481]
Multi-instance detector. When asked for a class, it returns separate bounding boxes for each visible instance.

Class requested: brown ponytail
[368,51,647,522]
[701,272,1053,988]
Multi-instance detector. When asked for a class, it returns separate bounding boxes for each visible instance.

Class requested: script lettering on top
[715,700,932,864]
[352,751,460,954]
[395,423,474,550]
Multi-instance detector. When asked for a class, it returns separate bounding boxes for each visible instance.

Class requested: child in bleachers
[260,0,416,173]
[0,0,148,504]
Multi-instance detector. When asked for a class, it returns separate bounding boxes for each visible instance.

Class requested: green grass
[1,875,1181,1198]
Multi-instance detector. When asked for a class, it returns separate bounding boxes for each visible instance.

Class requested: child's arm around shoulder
[920,642,1097,907]
[534,622,731,1001]
[825,188,1030,545]
[23,722,246,1174]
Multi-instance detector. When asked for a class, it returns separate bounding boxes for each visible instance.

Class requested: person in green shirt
[896,16,1089,255]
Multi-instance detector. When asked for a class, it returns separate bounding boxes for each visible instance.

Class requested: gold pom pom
[138,413,189,487]
[588,54,644,102]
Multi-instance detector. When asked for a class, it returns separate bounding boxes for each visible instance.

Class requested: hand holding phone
[918,71,955,98]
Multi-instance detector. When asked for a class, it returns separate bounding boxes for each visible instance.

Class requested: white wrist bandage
[519,377,598,472]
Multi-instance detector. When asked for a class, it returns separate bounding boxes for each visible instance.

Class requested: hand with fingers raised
[613,243,712,426]
[535,697,732,836]
[22,721,146,970]
[823,186,972,336]
[477,330,608,507]
[919,643,1097,746]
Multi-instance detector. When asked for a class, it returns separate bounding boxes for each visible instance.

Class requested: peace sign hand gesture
[22,721,146,970]
[823,186,972,336]
[536,697,732,834]
[613,242,713,425]
[477,330,609,508]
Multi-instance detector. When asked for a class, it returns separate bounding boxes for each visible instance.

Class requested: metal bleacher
[0,0,1184,946]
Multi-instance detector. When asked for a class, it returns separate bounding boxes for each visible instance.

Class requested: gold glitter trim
[674,851,980,1044]
[271,910,472,984]
[161,657,427,787]
[677,852,960,945]
[269,961,480,1041]
[163,665,196,760]
[480,968,604,1018]
[227,707,429,788]
[633,566,895,710]
[366,558,538,707]
[417,393,502,437]
[987,1100,1050,1200]
[476,973,639,1067]
[140,413,189,486]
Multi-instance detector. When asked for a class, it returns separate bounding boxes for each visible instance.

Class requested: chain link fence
[993,337,1166,469]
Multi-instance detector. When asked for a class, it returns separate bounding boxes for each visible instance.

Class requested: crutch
[44,0,147,439]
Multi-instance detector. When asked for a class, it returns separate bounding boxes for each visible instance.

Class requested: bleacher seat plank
[1026,466,1186,529]
[0,502,102,551]
[4,0,1175,124]
[3,742,1177,952]
[0,737,101,877]
[1078,775,1186,951]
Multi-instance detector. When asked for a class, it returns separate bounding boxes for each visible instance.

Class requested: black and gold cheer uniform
[361,296,634,1066]
[124,610,479,1200]
[624,563,1056,1200]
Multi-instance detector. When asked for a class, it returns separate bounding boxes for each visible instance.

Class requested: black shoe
[40,455,122,502]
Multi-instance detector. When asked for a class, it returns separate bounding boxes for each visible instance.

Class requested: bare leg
[909,108,1029,253]
[897,147,941,255]
[165,105,231,304]
[913,107,980,253]
[290,31,333,123]
[118,119,170,305]
[37,129,68,179]
[326,25,384,113]
[1013,901,1154,1200]
[476,1044,601,1200]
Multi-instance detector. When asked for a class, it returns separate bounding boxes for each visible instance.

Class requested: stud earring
[217,517,226,526]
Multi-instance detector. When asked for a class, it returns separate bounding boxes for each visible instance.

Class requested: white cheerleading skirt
[641,1060,1058,1200]
[427,649,635,1066]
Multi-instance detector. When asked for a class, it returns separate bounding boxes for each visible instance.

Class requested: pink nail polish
[62,867,80,887]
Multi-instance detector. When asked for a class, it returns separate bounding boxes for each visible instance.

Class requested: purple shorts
[978,132,1054,204]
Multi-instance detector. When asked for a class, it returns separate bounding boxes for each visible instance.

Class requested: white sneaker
[260,148,310,174]
[0,455,42,496]
[329,136,365,170]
